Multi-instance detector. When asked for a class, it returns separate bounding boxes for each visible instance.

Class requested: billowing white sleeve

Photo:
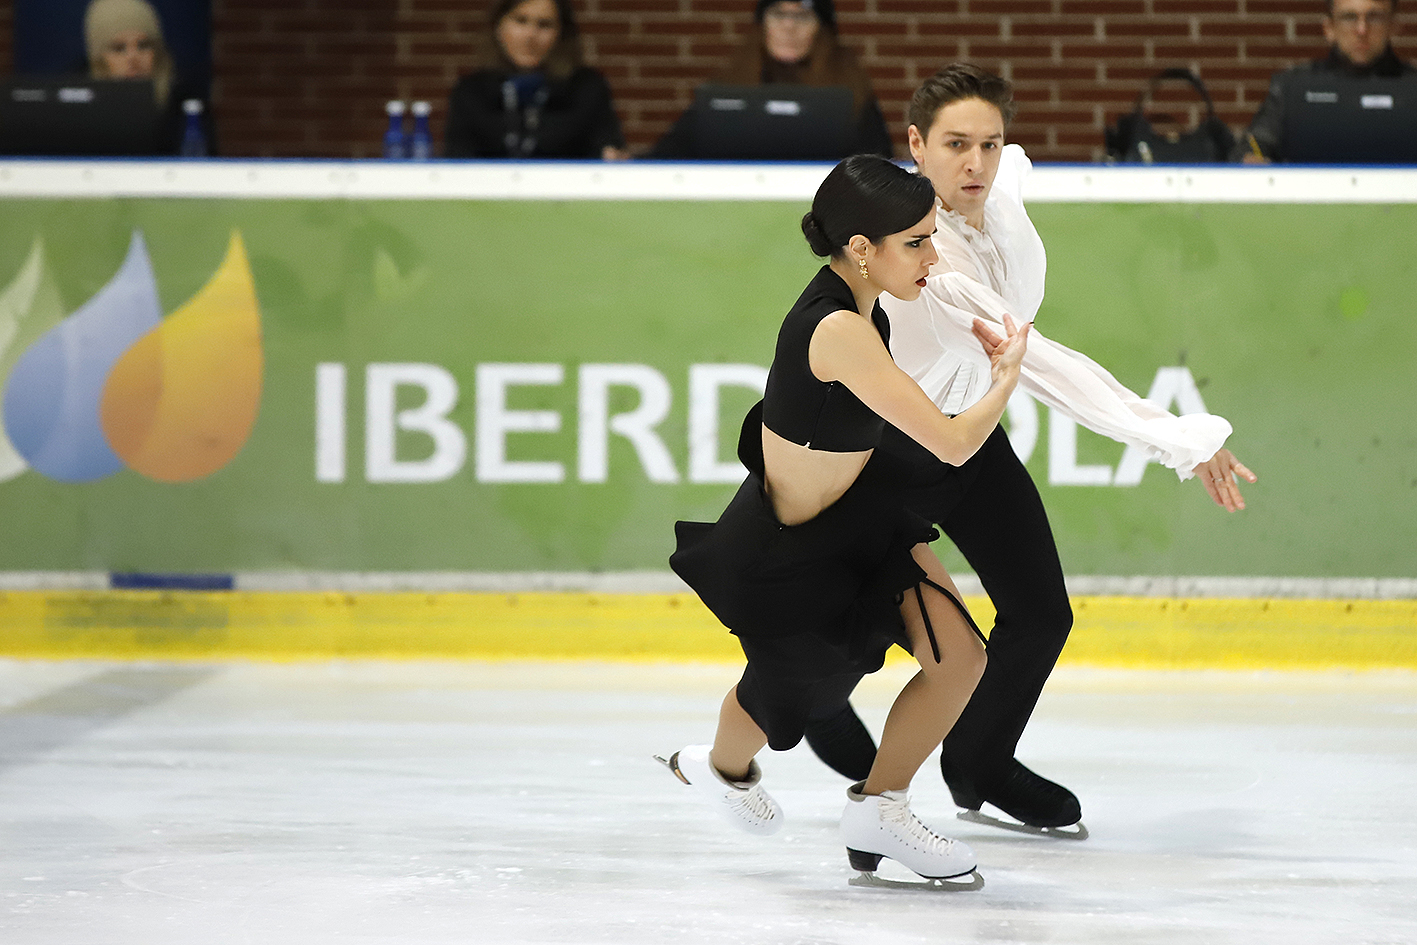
[892,143,1231,479]
[1017,325,1232,481]
[886,280,987,415]
[914,269,1231,481]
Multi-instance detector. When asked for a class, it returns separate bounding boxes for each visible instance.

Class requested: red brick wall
[202,0,1415,160]
[211,1,399,158]
[0,4,13,80]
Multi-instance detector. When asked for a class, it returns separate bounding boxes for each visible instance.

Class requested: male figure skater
[804,64,1256,830]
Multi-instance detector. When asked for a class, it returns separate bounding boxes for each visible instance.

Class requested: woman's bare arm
[809,309,1029,466]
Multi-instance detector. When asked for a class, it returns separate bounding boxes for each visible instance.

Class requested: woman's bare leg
[710,685,769,781]
[863,544,987,796]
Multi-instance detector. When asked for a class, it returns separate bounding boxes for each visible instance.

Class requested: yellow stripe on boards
[1064,596,1417,670]
[0,591,738,662]
[0,591,1413,669]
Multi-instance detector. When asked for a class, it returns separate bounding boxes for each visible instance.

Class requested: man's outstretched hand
[1193,449,1256,512]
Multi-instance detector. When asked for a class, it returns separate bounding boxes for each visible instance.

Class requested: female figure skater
[664,155,1029,880]
[803,64,1257,832]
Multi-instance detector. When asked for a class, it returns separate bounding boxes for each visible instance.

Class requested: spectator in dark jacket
[445,0,627,160]
[1233,0,1412,162]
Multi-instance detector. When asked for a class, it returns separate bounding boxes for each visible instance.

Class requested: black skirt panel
[670,402,938,749]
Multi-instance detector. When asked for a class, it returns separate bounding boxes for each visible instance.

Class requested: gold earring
[858,257,869,280]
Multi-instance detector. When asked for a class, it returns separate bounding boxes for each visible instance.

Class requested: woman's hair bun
[801,211,834,257]
[804,155,936,262]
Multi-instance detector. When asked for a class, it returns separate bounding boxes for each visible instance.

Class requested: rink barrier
[4,570,1416,598]
[5,159,1417,203]
[0,590,1414,669]
[3,168,1414,581]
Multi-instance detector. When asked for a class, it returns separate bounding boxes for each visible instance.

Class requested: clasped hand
[972,313,1030,384]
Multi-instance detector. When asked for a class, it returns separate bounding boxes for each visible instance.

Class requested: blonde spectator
[83,0,215,154]
[85,0,173,106]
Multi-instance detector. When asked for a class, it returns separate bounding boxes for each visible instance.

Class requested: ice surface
[1,659,1414,945]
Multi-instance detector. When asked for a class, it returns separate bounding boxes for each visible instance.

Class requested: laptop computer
[0,76,164,157]
[690,83,856,160]
[1280,73,1417,164]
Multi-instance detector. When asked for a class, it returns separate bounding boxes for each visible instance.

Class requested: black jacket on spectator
[444,66,625,159]
[1232,45,1415,161]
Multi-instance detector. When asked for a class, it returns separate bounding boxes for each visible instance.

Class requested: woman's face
[860,209,939,302]
[496,0,561,71]
[101,29,156,79]
[907,97,1006,223]
[762,2,820,65]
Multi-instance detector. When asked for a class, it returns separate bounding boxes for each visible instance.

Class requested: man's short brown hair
[1325,0,1396,14]
[908,63,1017,137]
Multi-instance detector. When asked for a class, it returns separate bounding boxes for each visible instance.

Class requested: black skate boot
[942,755,1082,830]
[939,753,985,811]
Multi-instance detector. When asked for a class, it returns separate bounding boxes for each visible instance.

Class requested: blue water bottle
[409,101,432,160]
[179,99,207,157]
[383,100,407,159]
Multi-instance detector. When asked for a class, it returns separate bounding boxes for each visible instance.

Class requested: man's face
[1323,0,1397,67]
[906,98,1006,224]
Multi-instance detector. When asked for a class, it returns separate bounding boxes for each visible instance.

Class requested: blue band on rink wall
[110,572,235,591]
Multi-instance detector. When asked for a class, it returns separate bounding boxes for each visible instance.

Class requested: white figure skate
[654,745,782,836]
[840,780,979,887]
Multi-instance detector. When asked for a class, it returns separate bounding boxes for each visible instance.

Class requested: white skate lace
[729,784,778,824]
[878,793,952,852]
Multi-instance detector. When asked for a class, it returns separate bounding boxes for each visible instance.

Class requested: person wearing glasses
[1232,0,1412,162]
[648,0,893,159]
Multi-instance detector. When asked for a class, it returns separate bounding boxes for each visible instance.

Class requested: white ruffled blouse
[882,144,1231,480]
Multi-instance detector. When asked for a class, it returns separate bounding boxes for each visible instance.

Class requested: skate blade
[849,868,984,891]
[956,808,1089,840]
[651,753,691,785]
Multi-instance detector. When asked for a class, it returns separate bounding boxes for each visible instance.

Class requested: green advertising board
[0,163,1413,581]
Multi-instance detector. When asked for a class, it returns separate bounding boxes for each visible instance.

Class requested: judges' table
[0,159,1414,593]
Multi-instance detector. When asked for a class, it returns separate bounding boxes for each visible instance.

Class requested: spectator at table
[1232,0,1412,162]
[444,0,627,160]
[84,0,217,155]
[648,0,893,159]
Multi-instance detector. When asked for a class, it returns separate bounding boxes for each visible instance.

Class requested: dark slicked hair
[907,63,1017,138]
[801,155,937,258]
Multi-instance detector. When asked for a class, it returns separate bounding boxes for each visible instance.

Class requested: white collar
[938,205,992,242]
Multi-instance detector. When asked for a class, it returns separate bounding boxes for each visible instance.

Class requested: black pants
[804,424,1073,788]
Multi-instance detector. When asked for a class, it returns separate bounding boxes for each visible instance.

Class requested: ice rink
[2,658,1415,945]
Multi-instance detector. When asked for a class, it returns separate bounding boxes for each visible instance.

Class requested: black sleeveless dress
[670,267,938,750]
